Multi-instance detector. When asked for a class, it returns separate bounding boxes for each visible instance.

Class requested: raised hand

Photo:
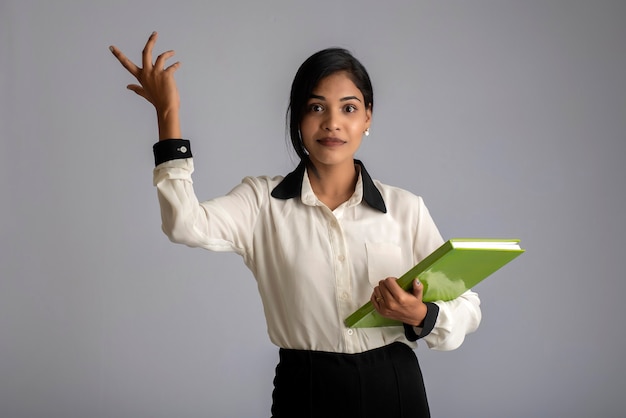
[110,31,181,139]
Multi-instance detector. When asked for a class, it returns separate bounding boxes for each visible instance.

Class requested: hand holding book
[371,276,429,327]
[346,238,525,328]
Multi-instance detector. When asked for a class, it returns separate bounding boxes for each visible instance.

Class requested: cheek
[348,119,367,134]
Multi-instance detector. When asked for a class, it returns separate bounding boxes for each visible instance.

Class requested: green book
[344,238,525,328]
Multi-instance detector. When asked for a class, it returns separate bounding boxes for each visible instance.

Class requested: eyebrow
[309,94,362,102]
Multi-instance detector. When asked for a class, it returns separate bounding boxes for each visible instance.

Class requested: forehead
[311,72,363,100]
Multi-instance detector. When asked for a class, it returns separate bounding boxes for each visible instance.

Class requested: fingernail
[109,45,114,52]
[415,279,421,286]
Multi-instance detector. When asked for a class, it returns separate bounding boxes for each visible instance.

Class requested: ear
[365,104,372,128]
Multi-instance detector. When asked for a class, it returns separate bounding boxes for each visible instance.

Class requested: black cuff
[153,139,192,166]
[403,302,440,342]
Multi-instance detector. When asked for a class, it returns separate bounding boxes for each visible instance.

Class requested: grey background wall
[1,1,625,417]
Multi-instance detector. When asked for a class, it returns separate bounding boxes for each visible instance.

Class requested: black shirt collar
[271,159,387,213]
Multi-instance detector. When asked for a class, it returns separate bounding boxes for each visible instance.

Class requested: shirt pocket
[365,242,406,287]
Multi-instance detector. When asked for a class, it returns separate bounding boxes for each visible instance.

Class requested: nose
[322,108,340,131]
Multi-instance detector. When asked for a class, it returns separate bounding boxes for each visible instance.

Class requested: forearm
[152,142,258,254]
[422,290,482,351]
[152,141,210,248]
[153,158,207,246]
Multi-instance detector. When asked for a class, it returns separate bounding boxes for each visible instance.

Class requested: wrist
[412,302,428,327]
[157,109,181,140]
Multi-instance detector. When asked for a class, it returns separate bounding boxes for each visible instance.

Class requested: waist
[278,342,414,368]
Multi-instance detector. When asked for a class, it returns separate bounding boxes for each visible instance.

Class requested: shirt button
[178,146,187,153]
[347,329,354,336]
[340,291,349,300]
[330,221,338,228]
[338,254,345,262]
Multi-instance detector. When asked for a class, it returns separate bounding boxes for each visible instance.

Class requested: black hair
[287,47,374,161]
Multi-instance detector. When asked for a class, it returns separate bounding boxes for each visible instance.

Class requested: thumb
[412,279,423,297]
[127,84,148,100]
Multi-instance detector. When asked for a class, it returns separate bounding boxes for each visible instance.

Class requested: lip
[316,137,347,147]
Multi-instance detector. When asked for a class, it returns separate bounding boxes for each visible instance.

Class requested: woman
[110,32,481,418]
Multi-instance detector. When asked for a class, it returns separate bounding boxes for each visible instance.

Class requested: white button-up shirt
[153,143,481,353]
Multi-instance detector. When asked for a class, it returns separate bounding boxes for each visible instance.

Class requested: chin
[309,154,354,168]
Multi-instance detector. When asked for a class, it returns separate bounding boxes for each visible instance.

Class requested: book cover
[344,238,525,328]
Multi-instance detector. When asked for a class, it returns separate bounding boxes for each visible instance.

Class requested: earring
[364,128,370,137]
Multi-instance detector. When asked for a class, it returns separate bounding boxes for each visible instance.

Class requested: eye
[344,104,357,113]
[309,104,324,112]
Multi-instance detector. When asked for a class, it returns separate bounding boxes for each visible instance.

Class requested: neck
[307,159,358,208]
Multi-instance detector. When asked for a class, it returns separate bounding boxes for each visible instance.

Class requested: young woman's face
[300,71,371,170]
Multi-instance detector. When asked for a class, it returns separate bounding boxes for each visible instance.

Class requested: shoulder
[241,175,285,191]
[209,174,288,214]
[229,174,286,200]
[372,179,442,247]
[373,179,427,209]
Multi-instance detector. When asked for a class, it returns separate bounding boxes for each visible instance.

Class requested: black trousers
[271,342,430,418]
